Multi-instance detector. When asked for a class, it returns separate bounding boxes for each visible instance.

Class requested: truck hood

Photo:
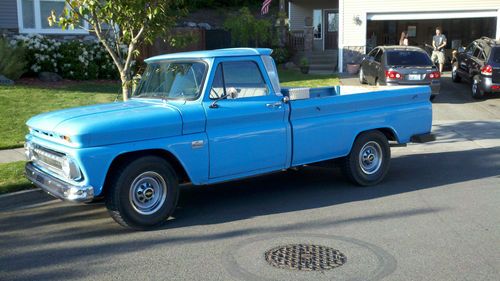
[26,100,182,147]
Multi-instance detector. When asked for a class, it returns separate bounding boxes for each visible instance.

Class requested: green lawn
[0,161,32,194]
[279,69,339,88]
[0,82,120,150]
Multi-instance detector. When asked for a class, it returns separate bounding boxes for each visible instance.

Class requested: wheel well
[356,128,398,142]
[102,149,190,196]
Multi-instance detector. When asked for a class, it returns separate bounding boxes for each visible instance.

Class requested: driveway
[1,74,499,281]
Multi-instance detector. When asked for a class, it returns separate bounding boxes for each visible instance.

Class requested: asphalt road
[1,74,499,281]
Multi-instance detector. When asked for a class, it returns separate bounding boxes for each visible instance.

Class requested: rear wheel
[342,131,391,186]
[359,68,367,84]
[451,64,461,82]
[471,75,484,99]
[105,156,179,230]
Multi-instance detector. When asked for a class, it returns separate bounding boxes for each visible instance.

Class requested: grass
[0,161,33,194]
[0,82,120,150]
[278,69,340,88]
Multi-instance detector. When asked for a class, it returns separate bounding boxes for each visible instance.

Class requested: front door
[204,59,288,179]
[324,10,339,50]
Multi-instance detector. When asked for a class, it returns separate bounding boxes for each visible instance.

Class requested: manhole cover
[264,244,347,271]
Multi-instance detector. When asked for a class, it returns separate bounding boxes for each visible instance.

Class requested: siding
[0,0,18,29]
[341,0,500,46]
[289,0,339,30]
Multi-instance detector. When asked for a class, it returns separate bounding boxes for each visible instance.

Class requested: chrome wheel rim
[358,141,383,175]
[452,67,457,79]
[359,69,364,82]
[472,80,478,95]
[129,171,167,215]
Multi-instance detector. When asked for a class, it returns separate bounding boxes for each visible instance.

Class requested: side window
[210,64,225,99]
[374,50,383,63]
[221,61,269,99]
[473,47,482,58]
[465,43,476,56]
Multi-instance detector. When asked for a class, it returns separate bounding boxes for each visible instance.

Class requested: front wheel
[451,65,461,82]
[359,68,367,84]
[342,131,391,186]
[105,156,179,230]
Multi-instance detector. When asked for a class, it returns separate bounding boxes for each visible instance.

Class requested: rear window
[489,48,500,65]
[386,51,433,66]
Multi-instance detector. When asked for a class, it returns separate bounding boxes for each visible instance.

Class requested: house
[287,0,500,72]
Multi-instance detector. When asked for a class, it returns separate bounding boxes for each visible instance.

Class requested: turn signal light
[481,65,492,76]
[428,71,441,79]
[385,70,402,79]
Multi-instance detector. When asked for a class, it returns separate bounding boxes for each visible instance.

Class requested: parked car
[24,48,434,229]
[452,37,500,99]
[359,46,441,100]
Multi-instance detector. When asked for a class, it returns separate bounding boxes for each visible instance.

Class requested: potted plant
[300,57,309,74]
[346,49,361,74]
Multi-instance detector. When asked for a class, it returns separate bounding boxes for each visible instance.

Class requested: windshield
[386,51,433,66]
[134,61,207,100]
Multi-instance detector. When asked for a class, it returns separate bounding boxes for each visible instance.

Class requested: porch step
[308,57,337,64]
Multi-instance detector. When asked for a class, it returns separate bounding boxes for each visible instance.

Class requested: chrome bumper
[25,162,94,202]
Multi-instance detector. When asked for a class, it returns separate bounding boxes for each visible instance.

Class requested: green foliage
[13,34,119,80]
[271,47,292,65]
[224,7,275,48]
[0,161,32,194]
[300,57,309,67]
[0,38,27,80]
[188,0,266,9]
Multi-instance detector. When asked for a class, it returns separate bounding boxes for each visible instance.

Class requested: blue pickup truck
[25,48,434,229]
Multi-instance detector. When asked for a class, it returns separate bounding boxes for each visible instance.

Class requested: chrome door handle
[266,102,282,108]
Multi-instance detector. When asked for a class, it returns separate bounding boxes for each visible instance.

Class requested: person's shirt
[433,34,447,52]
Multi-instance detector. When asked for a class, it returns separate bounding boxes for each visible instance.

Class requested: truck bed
[282,85,432,166]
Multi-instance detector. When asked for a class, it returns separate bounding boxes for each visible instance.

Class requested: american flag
[261,0,272,15]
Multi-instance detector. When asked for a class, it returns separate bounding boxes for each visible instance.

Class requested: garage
[365,11,498,68]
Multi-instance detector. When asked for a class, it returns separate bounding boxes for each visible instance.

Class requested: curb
[0,188,55,212]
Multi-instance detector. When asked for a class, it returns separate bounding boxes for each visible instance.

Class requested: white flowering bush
[12,34,123,80]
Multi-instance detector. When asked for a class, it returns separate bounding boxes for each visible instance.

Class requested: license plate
[408,74,422,80]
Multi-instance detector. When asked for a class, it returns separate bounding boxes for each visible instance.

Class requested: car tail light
[481,65,492,76]
[385,70,402,79]
[428,71,441,79]
[491,85,500,90]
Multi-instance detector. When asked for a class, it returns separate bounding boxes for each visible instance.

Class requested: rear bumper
[25,162,94,203]
[480,77,500,93]
[410,133,436,143]
[386,81,440,95]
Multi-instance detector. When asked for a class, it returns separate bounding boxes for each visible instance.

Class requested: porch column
[338,0,344,72]
[304,17,313,52]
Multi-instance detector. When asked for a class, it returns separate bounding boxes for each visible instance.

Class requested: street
[1,74,499,281]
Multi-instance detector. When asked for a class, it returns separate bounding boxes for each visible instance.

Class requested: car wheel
[359,68,367,84]
[106,156,179,230]
[471,76,484,100]
[451,65,461,82]
[341,131,391,186]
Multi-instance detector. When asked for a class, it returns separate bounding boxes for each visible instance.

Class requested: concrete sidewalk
[0,148,25,164]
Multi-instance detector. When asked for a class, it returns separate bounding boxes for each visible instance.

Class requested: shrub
[271,47,291,65]
[0,37,27,80]
[224,7,275,48]
[12,34,122,80]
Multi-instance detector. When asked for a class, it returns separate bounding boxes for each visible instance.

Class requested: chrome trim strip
[25,162,94,203]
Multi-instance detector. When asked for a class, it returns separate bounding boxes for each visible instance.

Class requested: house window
[17,0,88,34]
[313,9,322,39]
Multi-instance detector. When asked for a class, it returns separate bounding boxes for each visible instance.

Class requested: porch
[287,0,339,72]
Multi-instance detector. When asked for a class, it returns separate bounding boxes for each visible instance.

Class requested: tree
[50,0,187,100]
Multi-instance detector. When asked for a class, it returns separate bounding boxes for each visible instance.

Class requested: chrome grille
[30,144,66,177]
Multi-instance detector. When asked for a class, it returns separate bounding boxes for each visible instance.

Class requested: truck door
[203,59,289,179]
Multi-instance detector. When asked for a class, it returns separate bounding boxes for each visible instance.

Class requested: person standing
[399,31,408,46]
[431,26,447,73]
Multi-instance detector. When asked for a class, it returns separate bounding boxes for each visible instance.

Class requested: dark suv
[452,37,500,99]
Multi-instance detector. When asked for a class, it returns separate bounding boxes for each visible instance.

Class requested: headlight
[61,156,82,181]
[24,142,34,161]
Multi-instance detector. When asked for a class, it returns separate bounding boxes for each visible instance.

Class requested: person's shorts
[431,51,445,64]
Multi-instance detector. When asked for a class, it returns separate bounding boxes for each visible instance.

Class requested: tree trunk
[120,73,131,101]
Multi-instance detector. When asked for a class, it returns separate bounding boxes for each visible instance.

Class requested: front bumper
[25,162,94,202]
